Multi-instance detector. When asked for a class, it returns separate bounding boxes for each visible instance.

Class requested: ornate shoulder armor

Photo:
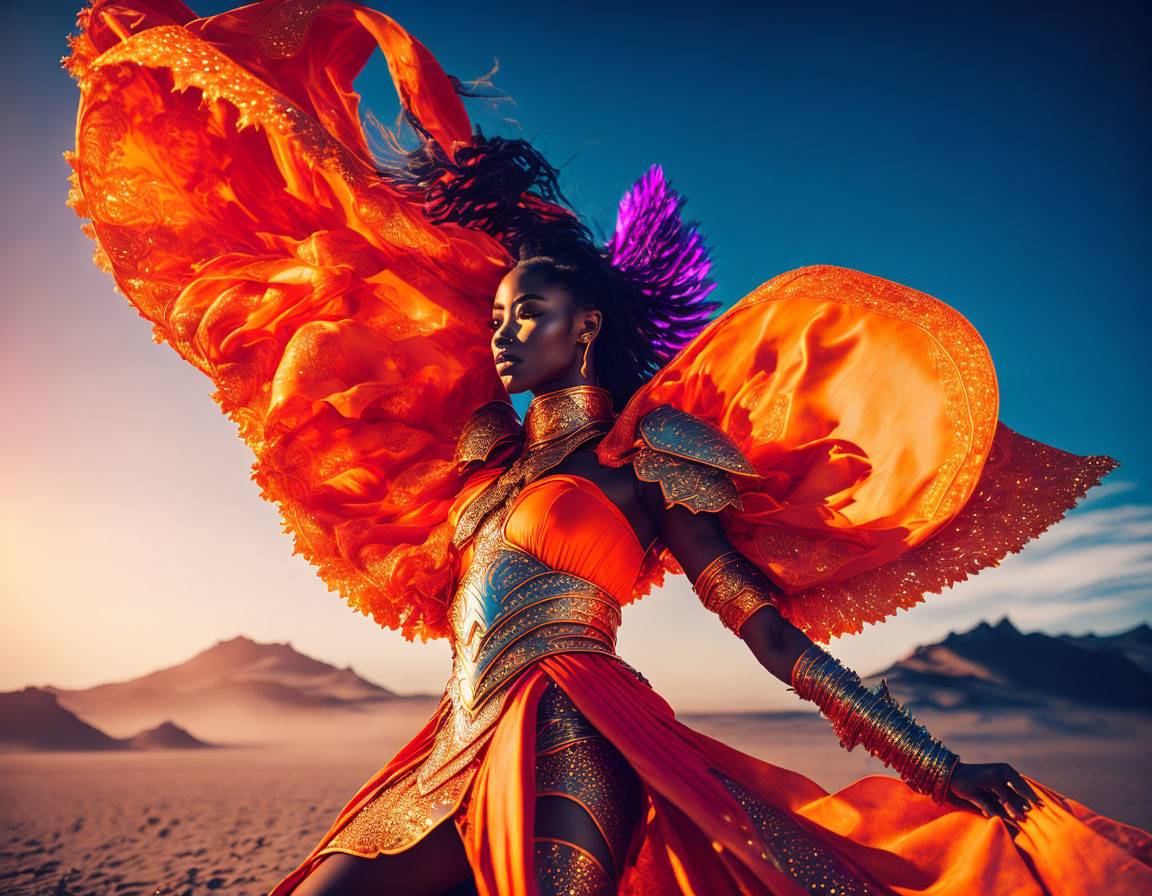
[454,400,524,467]
[633,405,756,513]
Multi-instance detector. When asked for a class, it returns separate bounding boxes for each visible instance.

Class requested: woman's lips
[495,351,521,369]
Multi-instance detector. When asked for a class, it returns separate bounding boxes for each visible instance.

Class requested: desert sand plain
[3,622,1150,896]
[3,709,1151,896]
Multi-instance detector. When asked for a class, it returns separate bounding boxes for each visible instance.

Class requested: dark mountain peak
[878,618,1152,711]
[0,687,124,752]
[127,720,213,750]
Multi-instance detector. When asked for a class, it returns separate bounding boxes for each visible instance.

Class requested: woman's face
[490,266,600,395]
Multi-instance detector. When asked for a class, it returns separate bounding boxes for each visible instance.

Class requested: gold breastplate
[416,385,623,791]
[450,540,622,715]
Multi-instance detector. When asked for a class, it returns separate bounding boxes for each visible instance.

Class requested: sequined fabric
[534,840,614,896]
[599,265,1118,641]
[534,683,643,880]
[66,7,1149,896]
[708,768,874,895]
[319,386,639,858]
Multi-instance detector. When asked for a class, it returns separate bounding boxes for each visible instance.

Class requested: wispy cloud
[621,499,1152,711]
[942,501,1152,627]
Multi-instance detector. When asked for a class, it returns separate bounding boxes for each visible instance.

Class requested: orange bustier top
[448,472,646,713]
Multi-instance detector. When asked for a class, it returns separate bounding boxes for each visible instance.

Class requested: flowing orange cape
[64,2,1149,894]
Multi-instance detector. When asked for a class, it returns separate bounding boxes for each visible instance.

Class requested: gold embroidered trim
[524,385,615,447]
[633,446,744,514]
[709,767,873,893]
[637,405,756,475]
[255,0,334,59]
[692,551,778,635]
[454,400,523,466]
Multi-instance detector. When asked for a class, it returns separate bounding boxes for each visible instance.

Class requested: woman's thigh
[290,815,475,896]
[533,681,644,893]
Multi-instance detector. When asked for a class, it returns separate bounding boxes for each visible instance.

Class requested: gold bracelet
[791,644,960,804]
[692,551,779,636]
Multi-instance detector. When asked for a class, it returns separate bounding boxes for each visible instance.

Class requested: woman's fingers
[1005,768,1042,809]
[989,779,1030,821]
[963,788,1004,821]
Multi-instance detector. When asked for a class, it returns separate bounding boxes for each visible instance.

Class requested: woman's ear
[577,309,602,343]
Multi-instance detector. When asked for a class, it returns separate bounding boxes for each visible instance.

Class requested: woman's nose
[493,319,516,344]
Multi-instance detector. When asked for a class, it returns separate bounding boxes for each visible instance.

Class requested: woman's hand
[948,761,1041,824]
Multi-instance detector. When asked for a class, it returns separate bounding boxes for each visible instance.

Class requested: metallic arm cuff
[692,551,779,637]
[791,644,960,804]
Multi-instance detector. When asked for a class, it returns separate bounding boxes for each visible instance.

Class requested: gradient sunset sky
[1,0,1149,711]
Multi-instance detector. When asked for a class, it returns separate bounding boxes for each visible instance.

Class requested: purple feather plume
[605,164,718,358]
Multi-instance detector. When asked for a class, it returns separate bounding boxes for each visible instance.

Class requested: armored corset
[417,386,624,790]
[415,387,754,793]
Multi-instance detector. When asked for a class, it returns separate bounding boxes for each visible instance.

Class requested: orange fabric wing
[64,0,514,641]
[599,265,1118,641]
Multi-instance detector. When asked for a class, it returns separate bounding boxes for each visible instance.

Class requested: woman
[64,1,1151,894]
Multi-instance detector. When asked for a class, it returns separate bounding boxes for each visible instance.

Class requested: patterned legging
[532,681,644,894]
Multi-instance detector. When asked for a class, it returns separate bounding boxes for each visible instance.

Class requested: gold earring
[579,329,598,378]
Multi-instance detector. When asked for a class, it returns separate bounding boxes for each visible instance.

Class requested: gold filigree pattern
[416,680,503,793]
[780,423,1119,643]
[792,646,959,804]
[751,267,998,523]
[752,528,857,581]
[534,685,642,879]
[323,761,470,858]
[535,839,615,896]
[449,546,621,714]
[744,389,790,443]
[83,27,433,257]
[637,405,757,475]
[692,551,779,636]
[634,446,744,514]
[66,17,508,643]
[708,768,874,895]
[255,0,334,59]
[454,400,523,466]
[915,338,970,519]
[525,386,616,447]
[453,387,617,547]
[417,386,624,793]
[535,681,610,755]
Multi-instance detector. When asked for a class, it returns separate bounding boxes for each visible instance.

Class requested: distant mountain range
[867,618,1152,711]
[0,687,212,752]
[3,622,1149,752]
[42,635,438,746]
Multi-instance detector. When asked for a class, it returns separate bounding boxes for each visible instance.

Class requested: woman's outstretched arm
[642,480,1040,823]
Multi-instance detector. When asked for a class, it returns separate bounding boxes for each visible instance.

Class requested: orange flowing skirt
[270,656,1152,896]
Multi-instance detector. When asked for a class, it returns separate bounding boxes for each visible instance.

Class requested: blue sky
[0,0,1148,709]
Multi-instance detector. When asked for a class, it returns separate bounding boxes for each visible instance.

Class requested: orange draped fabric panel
[600,265,1117,641]
[65,0,513,641]
[269,653,1152,895]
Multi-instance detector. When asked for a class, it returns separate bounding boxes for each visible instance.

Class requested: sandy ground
[2,712,1149,896]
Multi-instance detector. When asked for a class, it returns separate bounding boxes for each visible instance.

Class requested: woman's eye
[488,320,501,331]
